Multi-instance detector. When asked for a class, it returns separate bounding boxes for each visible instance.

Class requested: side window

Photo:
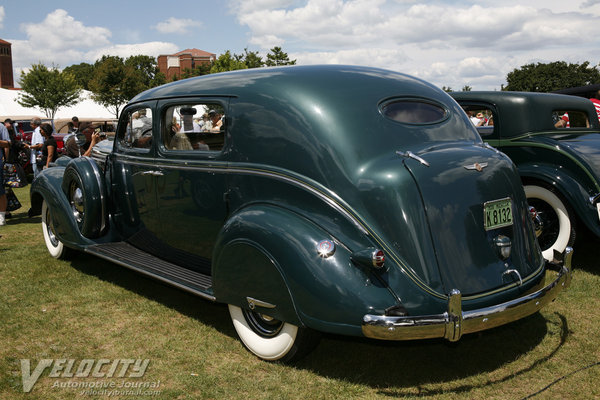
[552,110,589,129]
[460,105,495,137]
[162,103,225,152]
[118,107,153,149]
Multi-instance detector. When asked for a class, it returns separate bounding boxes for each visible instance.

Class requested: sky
[1,0,600,91]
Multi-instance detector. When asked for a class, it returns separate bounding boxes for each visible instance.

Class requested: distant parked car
[451,91,600,260]
[53,118,117,136]
[30,66,571,361]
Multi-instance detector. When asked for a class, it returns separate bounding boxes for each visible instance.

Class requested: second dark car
[452,91,600,260]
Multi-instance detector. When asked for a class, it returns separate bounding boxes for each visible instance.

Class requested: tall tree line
[18,47,296,118]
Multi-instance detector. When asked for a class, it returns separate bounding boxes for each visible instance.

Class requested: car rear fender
[519,162,600,236]
[212,204,399,336]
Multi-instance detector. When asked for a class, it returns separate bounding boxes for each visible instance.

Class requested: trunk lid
[402,143,543,296]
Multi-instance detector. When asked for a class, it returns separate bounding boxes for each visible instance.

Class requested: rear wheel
[524,184,575,261]
[228,305,319,362]
[41,200,71,259]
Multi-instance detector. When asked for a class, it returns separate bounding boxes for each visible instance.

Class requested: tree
[180,62,213,80]
[89,55,146,118]
[17,63,82,120]
[265,46,296,67]
[236,48,264,68]
[442,86,453,92]
[124,55,166,88]
[461,85,472,91]
[504,61,600,92]
[210,51,248,73]
[63,62,95,90]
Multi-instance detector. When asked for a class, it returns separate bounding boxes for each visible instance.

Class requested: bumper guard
[362,247,572,341]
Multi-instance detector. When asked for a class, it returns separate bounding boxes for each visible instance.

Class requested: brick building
[157,49,216,81]
[0,39,14,89]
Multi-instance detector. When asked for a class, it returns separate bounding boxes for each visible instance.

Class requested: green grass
[1,186,599,399]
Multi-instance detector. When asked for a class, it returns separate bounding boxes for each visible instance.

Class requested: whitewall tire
[41,200,70,259]
[228,304,319,362]
[524,184,575,261]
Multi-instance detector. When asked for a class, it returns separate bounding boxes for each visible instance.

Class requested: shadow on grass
[66,252,569,397]
[67,254,234,333]
[571,224,600,275]
[5,208,41,225]
[302,313,568,397]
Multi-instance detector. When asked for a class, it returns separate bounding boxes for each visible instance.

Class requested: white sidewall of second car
[524,185,571,261]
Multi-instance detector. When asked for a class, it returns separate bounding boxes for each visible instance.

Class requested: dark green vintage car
[451,91,600,261]
[30,66,571,361]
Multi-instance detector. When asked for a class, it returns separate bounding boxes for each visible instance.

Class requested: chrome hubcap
[528,199,558,251]
[70,185,84,225]
[45,207,59,247]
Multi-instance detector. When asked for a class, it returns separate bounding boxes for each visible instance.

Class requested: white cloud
[238,0,386,49]
[85,42,179,62]
[0,6,4,29]
[153,17,202,35]
[11,9,111,69]
[295,48,408,69]
[10,9,178,74]
[233,1,600,89]
[228,0,298,15]
[21,9,111,51]
[581,0,600,8]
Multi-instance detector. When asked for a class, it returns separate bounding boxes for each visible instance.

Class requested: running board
[86,242,215,301]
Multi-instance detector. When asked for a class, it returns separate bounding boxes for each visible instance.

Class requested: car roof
[130,64,451,106]
[450,91,600,136]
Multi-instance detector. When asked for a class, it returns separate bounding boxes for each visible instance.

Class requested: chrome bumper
[362,247,572,341]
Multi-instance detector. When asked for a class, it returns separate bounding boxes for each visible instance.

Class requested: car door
[150,99,230,274]
[110,102,163,251]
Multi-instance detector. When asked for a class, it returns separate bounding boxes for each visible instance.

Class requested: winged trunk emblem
[464,162,488,172]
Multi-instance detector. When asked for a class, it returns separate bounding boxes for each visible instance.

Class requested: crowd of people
[0,116,106,226]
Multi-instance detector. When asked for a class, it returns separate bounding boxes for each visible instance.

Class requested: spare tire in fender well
[60,156,108,238]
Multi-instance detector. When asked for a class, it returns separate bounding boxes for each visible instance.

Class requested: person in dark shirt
[64,122,104,158]
[39,123,57,169]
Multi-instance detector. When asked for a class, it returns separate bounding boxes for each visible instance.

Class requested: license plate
[484,197,513,230]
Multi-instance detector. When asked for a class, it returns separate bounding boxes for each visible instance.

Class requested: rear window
[381,100,447,124]
[552,110,590,129]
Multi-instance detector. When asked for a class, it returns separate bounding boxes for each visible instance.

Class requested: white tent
[0,88,116,119]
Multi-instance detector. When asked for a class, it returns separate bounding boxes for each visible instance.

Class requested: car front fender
[518,162,600,236]
[30,167,96,249]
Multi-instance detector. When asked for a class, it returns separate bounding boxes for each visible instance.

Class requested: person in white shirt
[26,118,44,178]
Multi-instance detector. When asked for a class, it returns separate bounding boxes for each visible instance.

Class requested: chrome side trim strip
[113,155,369,235]
[362,247,572,341]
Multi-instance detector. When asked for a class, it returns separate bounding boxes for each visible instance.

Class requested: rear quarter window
[381,100,448,124]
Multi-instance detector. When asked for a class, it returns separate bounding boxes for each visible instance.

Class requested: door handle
[141,170,164,176]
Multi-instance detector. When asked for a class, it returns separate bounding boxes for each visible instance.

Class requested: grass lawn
[1,186,599,399]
